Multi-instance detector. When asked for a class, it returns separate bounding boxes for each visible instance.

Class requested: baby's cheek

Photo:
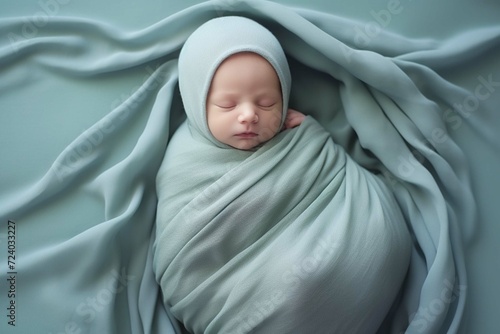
[261,113,282,139]
[207,118,225,142]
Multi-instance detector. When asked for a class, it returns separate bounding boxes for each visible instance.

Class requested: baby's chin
[227,138,264,151]
[229,141,260,151]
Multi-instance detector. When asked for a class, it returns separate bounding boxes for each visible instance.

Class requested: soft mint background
[1,1,499,333]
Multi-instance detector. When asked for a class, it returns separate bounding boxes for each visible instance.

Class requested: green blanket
[154,117,411,333]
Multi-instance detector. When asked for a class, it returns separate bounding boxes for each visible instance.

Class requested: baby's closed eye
[258,99,277,108]
[214,101,236,109]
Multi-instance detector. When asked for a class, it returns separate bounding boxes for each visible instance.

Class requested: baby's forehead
[208,52,282,95]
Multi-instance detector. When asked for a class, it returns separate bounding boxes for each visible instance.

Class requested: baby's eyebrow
[257,91,282,100]
[207,95,233,104]
[209,91,239,99]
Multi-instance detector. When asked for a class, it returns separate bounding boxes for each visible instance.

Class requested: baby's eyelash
[215,103,235,109]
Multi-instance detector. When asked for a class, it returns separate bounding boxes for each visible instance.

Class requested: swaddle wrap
[153,16,411,334]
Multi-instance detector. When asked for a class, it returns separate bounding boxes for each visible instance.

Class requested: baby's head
[178,16,291,150]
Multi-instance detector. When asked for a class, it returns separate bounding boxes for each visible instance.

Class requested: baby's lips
[235,132,258,138]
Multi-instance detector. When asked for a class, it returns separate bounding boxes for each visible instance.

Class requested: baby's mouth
[235,132,258,138]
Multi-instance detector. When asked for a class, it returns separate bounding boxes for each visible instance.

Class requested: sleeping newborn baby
[153,16,411,334]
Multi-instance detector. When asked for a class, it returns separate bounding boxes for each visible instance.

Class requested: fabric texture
[1,0,498,333]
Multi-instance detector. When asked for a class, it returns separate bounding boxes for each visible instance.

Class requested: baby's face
[206,52,283,150]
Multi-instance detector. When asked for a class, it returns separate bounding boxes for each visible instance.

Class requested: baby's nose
[238,106,258,123]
